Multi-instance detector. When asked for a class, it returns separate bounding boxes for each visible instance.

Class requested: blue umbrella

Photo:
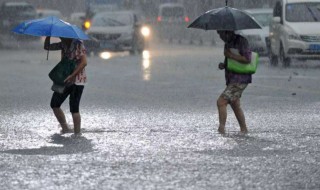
[12,16,90,40]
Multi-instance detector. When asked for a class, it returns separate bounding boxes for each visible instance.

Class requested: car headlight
[83,20,91,30]
[141,26,150,38]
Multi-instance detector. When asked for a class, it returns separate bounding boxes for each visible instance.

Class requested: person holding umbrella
[44,36,88,135]
[12,16,90,136]
[187,2,262,134]
[216,30,251,134]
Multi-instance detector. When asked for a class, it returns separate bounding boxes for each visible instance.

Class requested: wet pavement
[0,42,320,189]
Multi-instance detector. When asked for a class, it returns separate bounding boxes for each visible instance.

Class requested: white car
[85,11,149,55]
[238,8,273,56]
[269,0,320,67]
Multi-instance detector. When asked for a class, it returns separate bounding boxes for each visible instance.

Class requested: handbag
[51,83,72,94]
[227,51,259,74]
[48,58,77,85]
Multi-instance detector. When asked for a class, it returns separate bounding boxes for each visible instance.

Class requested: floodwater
[0,42,320,189]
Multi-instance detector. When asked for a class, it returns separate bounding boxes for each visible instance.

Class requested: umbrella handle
[46,36,50,60]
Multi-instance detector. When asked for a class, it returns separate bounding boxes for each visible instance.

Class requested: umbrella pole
[46,36,50,60]
[226,0,228,6]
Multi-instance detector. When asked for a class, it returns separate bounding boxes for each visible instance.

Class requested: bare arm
[224,48,250,64]
[44,36,62,50]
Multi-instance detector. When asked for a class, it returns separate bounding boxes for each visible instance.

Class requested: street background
[0,40,320,189]
[0,0,279,50]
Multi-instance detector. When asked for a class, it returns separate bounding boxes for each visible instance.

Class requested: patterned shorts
[221,83,248,102]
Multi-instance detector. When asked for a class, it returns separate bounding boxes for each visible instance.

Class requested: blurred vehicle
[0,2,38,46]
[157,3,189,23]
[37,9,63,19]
[84,10,150,55]
[156,3,190,42]
[238,8,273,56]
[83,0,122,23]
[82,0,122,33]
[69,12,86,28]
[269,0,320,67]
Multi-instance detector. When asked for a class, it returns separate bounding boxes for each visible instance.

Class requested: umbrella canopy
[12,16,90,40]
[188,6,262,31]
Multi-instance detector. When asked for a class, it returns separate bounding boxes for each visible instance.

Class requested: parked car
[0,2,38,45]
[269,0,320,67]
[84,10,150,55]
[238,8,273,56]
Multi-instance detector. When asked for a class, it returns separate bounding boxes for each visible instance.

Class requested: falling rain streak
[1,0,320,189]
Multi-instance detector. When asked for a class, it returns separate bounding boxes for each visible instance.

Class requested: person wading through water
[44,36,87,136]
[216,30,252,134]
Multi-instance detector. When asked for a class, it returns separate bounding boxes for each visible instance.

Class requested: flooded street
[0,42,320,189]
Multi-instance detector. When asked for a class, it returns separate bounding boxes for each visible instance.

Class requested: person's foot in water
[218,126,225,134]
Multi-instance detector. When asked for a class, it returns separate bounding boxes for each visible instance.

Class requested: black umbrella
[187,4,262,31]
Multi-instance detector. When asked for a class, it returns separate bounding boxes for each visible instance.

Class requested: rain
[1,0,320,189]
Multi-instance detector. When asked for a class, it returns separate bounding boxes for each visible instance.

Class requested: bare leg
[72,113,81,134]
[52,108,69,131]
[217,96,228,134]
[230,98,248,133]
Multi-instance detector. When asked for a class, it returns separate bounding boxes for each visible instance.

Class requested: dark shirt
[224,34,252,85]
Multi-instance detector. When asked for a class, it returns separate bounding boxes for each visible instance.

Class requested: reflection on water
[142,50,150,59]
[99,51,129,60]
[142,50,151,81]
[142,59,151,81]
[98,50,152,80]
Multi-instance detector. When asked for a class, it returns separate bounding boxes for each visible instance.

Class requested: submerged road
[0,41,320,189]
